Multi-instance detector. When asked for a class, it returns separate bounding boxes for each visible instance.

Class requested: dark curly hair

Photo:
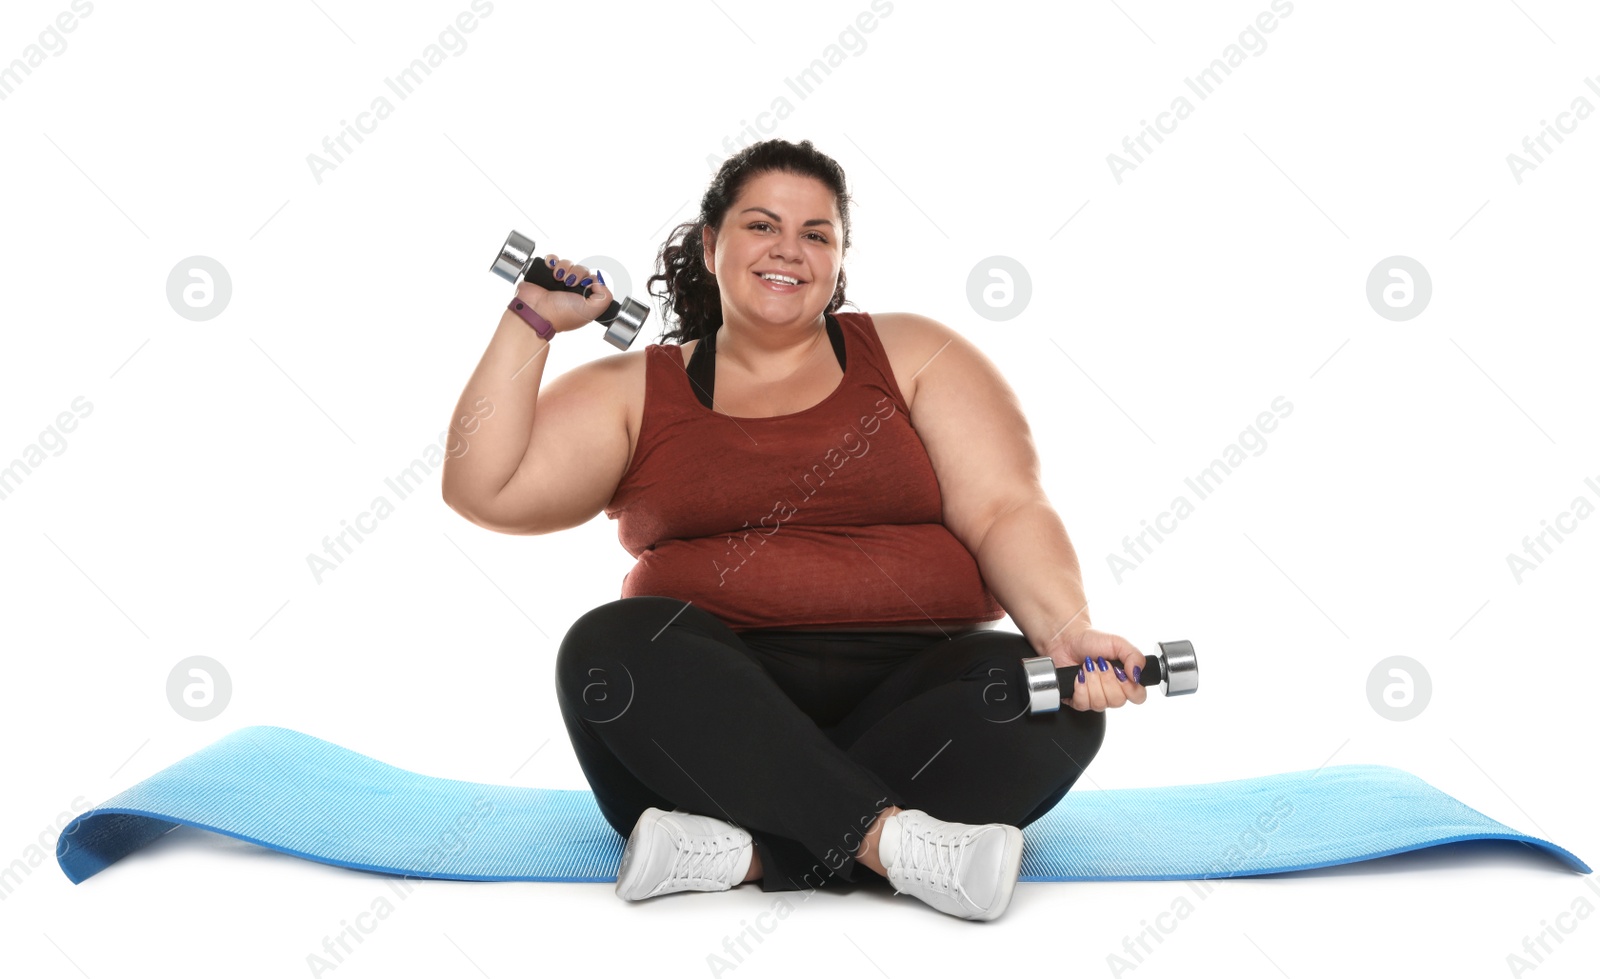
[648,139,855,345]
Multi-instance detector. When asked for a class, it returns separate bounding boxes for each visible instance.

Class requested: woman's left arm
[882,313,1146,711]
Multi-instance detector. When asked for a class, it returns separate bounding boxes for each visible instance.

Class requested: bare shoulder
[867,311,978,414]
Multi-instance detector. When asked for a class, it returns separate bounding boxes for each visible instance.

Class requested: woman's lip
[754,272,804,292]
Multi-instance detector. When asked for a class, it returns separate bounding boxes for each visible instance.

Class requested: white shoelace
[667,832,747,886]
[896,821,972,894]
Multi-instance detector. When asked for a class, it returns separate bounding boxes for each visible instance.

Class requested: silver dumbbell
[489,230,650,350]
[1020,640,1199,713]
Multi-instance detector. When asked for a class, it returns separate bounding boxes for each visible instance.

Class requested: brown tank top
[603,310,1005,631]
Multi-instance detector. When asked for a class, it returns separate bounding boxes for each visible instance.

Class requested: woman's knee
[554,596,744,704]
[555,598,659,715]
[887,632,1050,720]
[563,596,688,643]
[558,597,696,671]
[1051,701,1107,764]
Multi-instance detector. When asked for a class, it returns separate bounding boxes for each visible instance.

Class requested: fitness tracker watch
[508,297,555,340]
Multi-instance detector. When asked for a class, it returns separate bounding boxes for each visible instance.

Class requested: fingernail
[556,267,565,277]
[1132,665,1142,683]
[596,268,606,285]
[1084,658,1095,673]
[579,277,593,287]
[1077,667,1085,684]
[1113,665,1127,681]
[547,258,556,266]
[565,273,577,285]
[1097,656,1108,672]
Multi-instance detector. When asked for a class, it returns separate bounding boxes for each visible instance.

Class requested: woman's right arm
[440,256,633,535]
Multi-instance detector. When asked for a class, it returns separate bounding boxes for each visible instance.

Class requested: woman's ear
[701,225,716,277]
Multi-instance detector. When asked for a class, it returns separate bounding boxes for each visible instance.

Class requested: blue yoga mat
[56,726,1588,885]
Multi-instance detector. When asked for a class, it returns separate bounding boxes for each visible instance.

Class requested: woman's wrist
[1038,622,1093,659]
[507,296,556,340]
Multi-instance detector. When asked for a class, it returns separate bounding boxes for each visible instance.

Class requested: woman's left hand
[1046,628,1148,712]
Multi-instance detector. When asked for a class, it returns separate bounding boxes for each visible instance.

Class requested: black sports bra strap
[685,325,717,409]
[825,312,846,372]
[684,314,846,411]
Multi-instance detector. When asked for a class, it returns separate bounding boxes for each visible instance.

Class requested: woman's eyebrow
[739,206,835,228]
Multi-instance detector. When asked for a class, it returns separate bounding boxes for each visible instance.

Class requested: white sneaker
[878,808,1024,921]
[614,807,754,901]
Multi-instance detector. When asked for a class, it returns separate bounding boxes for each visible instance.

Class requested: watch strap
[508,298,555,340]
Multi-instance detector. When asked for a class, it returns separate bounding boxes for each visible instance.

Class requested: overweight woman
[441,138,1147,922]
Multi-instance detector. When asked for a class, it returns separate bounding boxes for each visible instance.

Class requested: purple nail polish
[579,277,593,287]
[1132,665,1142,683]
[547,258,556,266]
[596,268,606,285]
[1077,667,1085,684]
[1114,665,1127,682]
[566,273,577,285]
[1084,658,1095,673]
[1097,656,1108,672]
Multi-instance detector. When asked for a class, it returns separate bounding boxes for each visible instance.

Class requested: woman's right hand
[515,254,615,335]
[1048,627,1148,712]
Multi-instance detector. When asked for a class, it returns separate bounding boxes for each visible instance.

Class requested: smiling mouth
[755,272,804,290]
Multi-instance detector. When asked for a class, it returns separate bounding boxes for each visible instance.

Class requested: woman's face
[702,170,843,329]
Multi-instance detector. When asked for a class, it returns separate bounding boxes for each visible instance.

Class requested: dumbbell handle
[521,254,620,322]
[1021,639,1198,714]
[488,230,649,350]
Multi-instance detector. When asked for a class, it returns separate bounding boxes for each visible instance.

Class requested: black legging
[555,596,1106,893]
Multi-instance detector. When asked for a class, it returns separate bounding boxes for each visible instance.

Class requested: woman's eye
[749,222,827,243]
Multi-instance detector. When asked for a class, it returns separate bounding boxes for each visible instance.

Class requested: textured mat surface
[56,726,1589,884]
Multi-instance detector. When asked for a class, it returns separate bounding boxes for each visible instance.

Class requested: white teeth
[759,273,800,285]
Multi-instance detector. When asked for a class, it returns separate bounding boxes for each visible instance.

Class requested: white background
[2,1,1597,976]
